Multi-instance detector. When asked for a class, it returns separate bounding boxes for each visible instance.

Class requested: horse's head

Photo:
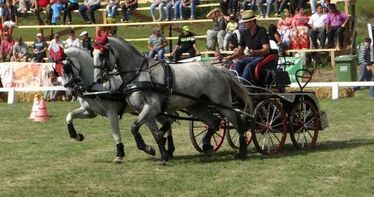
[61,59,81,89]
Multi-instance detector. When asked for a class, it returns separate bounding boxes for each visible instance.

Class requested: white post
[332,82,339,99]
[7,88,15,104]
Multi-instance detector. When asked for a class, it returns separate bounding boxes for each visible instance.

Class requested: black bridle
[61,59,83,90]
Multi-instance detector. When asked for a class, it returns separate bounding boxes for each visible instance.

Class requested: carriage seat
[253,51,291,88]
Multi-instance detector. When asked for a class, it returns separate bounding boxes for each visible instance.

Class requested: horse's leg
[187,106,221,156]
[107,111,125,164]
[66,107,97,141]
[156,114,175,158]
[145,119,169,164]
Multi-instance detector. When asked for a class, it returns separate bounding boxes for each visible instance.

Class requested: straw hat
[239,10,257,23]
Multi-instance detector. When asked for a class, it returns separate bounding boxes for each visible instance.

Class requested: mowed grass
[1,90,374,196]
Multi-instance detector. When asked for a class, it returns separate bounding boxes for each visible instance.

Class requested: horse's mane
[108,36,143,57]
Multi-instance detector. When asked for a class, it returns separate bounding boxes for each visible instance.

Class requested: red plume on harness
[49,46,66,77]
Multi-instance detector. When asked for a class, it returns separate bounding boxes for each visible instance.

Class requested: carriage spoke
[194,129,207,138]
[268,132,275,147]
[271,132,281,143]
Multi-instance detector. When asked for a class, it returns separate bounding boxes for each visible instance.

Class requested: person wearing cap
[11,37,28,62]
[225,10,270,82]
[31,33,48,62]
[0,32,14,62]
[171,25,199,62]
[80,31,93,54]
[65,30,81,49]
[148,26,168,61]
[206,8,226,51]
[325,3,349,49]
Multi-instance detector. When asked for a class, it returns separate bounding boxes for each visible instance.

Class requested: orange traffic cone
[34,99,49,122]
[29,94,40,120]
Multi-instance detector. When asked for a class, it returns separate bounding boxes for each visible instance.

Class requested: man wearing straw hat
[206,8,226,51]
[226,10,270,82]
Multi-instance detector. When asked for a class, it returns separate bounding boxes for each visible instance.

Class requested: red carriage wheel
[290,100,320,149]
[251,99,288,155]
[188,118,226,153]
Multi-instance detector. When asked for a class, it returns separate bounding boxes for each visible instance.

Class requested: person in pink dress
[290,7,309,49]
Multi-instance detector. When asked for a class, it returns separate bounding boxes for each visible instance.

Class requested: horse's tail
[224,70,254,114]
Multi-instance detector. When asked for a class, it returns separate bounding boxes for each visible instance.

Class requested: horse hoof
[144,146,156,156]
[202,144,214,156]
[156,160,167,165]
[166,150,174,159]
[234,153,248,161]
[75,133,84,142]
[113,156,124,164]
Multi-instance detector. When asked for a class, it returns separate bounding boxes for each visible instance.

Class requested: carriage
[188,54,329,155]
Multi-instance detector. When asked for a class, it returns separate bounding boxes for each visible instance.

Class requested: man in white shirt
[308,4,327,49]
[64,30,81,48]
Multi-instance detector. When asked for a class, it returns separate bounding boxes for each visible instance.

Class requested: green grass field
[1,90,374,196]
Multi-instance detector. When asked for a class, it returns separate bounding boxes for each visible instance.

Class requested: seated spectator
[11,37,28,62]
[150,0,166,22]
[171,25,199,62]
[17,0,32,13]
[65,30,81,48]
[179,0,199,20]
[273,0,289,17]
[0,32,14,62]
[225,10,270,82]
[32,0,51,25]
[164,0,174,21]
[2,0,18,34]
[148,26,167,61]
[43,71,59,101]
[48,33,64,55]
[277,9,292,49]
[326,3,349,49]
[290,8,309,49]
[308,4,327,49]
[80,31,93,54]
[79,0,101,24]
[242,0,256,11]
[268,24,282,52]
[289,0,305,14]
[121,0,138,22]
[172,0,181,20]
[106,0,120,23]
[31,33,48,62]
[50,0,65,25]
[206,8,226,51]
[223,14,240,51]
[63,0,79,25]
[257,0,273,18]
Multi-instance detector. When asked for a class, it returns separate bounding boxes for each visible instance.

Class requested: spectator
[63,0,79,25]
[268,24,282,52]
[121,0,138,22]
[48,33,64,55]
[179,0,199,20]
[150,0,164,22]
[355,38,374,95]
[50,0,65,25]
[32,0,51,25]
[31,33,47,62]
[289,0,305,14]
[326,3,349,49]
[147,26,167,61]
[0,32,14,62]
[172,0,181,20]
[223,14,240,51]
[290,8,309,49]
[277,8,292,49]
[80,31,93,54]
[206,8,226,51]
[273,0,289,17]
[164,0,174,21]
[227,0,239,16]
[43,71,59,101]
[226,10,270,82]
[79,0,101,24]
[242,0,256,11]
[2,0,18,34]
[171,25,199,62]
[65,30,81,48]
[257,0,273,18]
[17,0,31,13]
[311,0,328,14]
[308,4,327,49]
[106,0,120,23]
[11,37,28,62]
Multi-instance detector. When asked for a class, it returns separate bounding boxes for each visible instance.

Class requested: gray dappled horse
[106,37,254,162]
[62,47,175,163]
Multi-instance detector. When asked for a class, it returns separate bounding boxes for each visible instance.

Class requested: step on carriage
[188,53,329,155]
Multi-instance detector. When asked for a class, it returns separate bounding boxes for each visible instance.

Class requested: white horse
[105,37,254,162]
[62,47,175,163]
